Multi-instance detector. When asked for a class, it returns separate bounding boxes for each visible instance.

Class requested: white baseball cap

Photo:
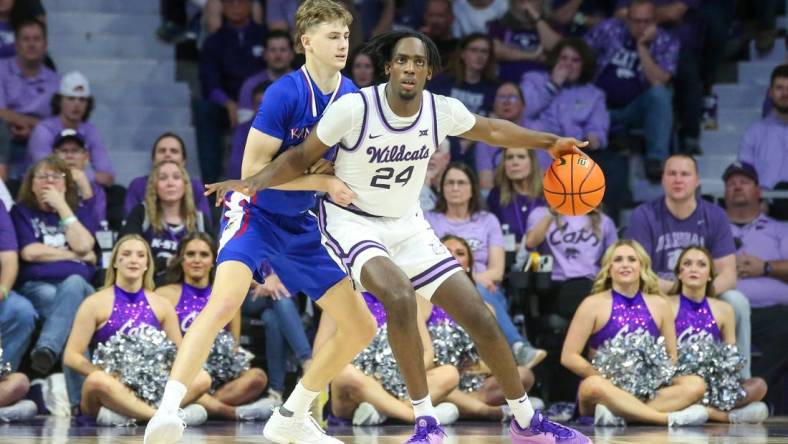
[59,71,91,98]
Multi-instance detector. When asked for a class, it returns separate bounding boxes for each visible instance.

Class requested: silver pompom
[676,333,746,411]
[592,328,675,400]
[92,325,177,406]
[204,330,252,390]
[352,327,409,400]
[0,347,11,381]
[428,321,483,392]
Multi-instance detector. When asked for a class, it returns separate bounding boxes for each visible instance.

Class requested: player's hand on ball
[204,179,255,205]
[308,159,335,175]
[547,137,587,159]
[327,177,356,206]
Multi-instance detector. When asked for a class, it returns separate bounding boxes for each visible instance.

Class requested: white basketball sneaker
[263,407,343,443]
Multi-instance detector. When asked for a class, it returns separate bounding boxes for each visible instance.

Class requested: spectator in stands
[0,18,58,181]
[63,235,211,426]
[616,0,703,154]
[27,71,114,187]
[425,162,546,368]
[525,206,618,319]
[51,129,105,224]
[197,0,266,183]
[228,81,270,180]
[667,246,769,424]
[124,132,211,220]
[157,232,275,421]
[236,30,295,124]
[626,154,753,379]
[203,0,265,35]
[0,0,47,59]
[419,0,456,70]
[242,262,314,404]
[723,162,788,393]
[451,0,508,38]
[121,160,215,286]
[585,0,679,182]
[0,200,36,371]
[345,47,376,88]
[738,64,788,221]
[474,82,546,192]
[560,239,708,426]
[0,178,10,209]
[489,0,561,82]
[420,139,450,211]
[361,0,427,38]
[487,148,545,244]
[10,156,97,375]
[522,38,608,150]
[431,33,498,116]
[549,0,610,35]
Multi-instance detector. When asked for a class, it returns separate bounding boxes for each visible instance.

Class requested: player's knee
[378,289,417,322]
[211,297,242,326]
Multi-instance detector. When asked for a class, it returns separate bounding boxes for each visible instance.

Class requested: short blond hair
[295,0,353,53]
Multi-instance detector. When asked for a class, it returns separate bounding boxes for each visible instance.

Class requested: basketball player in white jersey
[207,30,591,444]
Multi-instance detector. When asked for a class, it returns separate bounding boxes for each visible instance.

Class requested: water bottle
[502,224,516,252]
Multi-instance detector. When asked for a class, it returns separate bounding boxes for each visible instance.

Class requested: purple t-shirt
[90,181,106,223]
[738,114,788,190]
[10,202,98,283]
[0,21,14,59]
[539,82,610,148]
[266,0,298,30]
[123,175,212,221]
[0,200,17,252]
[625,197,736,279]
[27,117,115,178]
[488,14,545,82]
[429,74,497,116]
[730,214,788,308]
[0,57,59,118]
[486,188,546,243]
[585,18,679,108]
[526,206,618,281]
[424,210,504,273]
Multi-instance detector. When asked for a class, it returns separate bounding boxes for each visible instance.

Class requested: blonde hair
[103,234,156,290]
[669,246,717,298]
[493,148,543,207]
[591,239,662,295]
[294,0,353,53]
[144,160,197,234]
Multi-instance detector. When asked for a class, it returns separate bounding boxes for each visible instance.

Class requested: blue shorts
[217,193,347,301]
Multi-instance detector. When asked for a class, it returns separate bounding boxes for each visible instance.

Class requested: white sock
[411,395,438,421]
[506,393,536,428]
[282,382,320,418]
[159,380,187,413]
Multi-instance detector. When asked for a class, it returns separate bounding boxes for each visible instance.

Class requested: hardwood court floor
[1,417,787,443]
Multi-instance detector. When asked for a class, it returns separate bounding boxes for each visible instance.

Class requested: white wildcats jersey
[333,85,439,218]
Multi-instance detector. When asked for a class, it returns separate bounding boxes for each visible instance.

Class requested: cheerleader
[668,246,768,423]
[561,240,708,426]
[439,235,537,421]
[63,235,211,426]
[0,368,35,422]
[156,232,273,421]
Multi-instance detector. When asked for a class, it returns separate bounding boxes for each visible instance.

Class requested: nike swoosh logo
[370,134,382,139]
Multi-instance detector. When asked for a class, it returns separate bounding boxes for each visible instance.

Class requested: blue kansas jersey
[250,66,358,215]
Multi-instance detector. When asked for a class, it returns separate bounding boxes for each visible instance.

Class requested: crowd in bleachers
[0,0,786,430]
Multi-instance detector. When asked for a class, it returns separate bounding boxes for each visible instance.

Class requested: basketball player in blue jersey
[207,31,593,444]
[143,2,379,444]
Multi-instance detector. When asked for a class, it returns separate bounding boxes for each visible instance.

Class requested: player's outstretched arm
[461,114,588,159]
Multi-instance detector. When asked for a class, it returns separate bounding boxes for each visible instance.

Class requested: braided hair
[361,30,442,84]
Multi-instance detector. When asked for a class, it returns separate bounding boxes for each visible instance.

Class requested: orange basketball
[543,153,606,216]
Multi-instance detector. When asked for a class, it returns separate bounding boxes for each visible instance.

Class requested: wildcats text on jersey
[367,144,431,163]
